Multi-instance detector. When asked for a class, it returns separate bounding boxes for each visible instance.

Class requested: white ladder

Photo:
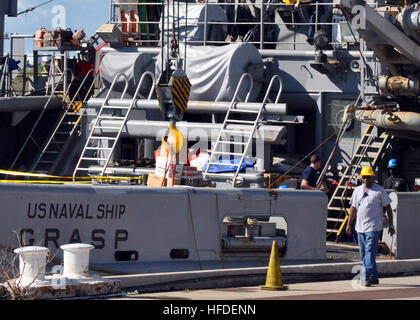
[72,71,155,180]
[203,74,283,187]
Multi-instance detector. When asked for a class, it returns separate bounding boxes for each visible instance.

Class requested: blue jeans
[357,231,381,281]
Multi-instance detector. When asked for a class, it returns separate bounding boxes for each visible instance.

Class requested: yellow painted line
[363,124,372,136]
[0,180,91,184]
[0,169,142,183]
[0,169,61,178]
[0,177,142,184]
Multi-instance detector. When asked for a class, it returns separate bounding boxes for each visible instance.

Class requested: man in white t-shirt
[346,166,395,287]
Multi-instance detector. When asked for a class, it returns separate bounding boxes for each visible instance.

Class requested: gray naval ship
[0,0,420,274]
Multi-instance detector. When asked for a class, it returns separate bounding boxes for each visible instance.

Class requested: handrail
[72,71,155,180]
[72,72,129,180]
[98,71,155,177]
[230,75,282,186]
[263,75,283,105]
[203,72,254,180]
[104,73,130,104]
[29,69,96,172]
[8,68,75,173]
[108,1,369,48]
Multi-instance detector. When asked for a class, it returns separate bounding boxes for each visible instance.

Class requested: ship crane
[320,0,420,172]
[155,0,191,156]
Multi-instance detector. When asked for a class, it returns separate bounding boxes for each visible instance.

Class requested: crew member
[383,159,410,191]
[301,154,325,190]
[346,166,395,286]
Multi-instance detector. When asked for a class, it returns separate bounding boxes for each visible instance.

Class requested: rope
[269,130,338,189]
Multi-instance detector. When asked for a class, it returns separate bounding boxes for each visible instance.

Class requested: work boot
[368,278,379,285]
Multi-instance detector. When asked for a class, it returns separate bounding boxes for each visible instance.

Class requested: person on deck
[301,154,325,190]
[383,159,410,192]
[346,166,395,287]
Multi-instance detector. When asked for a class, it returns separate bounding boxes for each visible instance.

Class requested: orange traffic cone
[260,240,288,290]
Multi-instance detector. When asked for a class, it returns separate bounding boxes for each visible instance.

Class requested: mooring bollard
[13,246,49,286]
[60,243,95,277]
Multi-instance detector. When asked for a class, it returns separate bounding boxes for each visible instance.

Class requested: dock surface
[115,274,420,300]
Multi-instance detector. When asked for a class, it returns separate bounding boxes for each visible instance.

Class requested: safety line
[0,169,142,184]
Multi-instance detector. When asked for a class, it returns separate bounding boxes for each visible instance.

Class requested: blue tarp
[203,158,255,173]
[9,59,21,71]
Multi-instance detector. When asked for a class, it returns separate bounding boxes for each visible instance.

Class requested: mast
[0,0,18,57]
[0,2,6,57]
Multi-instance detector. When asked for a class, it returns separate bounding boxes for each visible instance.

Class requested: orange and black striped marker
[170,77,191,115]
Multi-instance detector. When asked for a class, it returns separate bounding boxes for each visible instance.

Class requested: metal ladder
[30,69,97,174]
[326,124,390,240]
[8,69,75,173]
[203,74,283,187]
[72,71,155,180]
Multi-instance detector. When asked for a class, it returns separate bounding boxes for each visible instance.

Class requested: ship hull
[0,183,328,273]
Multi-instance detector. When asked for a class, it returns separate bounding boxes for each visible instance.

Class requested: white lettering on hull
[26,203,126,220]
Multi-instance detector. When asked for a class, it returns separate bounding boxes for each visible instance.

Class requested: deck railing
[108,0,367,49]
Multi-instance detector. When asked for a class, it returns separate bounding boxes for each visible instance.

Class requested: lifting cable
[316,111,353,189]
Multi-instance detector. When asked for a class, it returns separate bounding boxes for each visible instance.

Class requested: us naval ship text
[26,202,126,220]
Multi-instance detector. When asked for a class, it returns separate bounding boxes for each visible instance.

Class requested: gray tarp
[156,43,264,102]
[100,52,155,96]
[159,1,228,44]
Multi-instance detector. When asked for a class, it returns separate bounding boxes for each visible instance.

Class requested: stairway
[8,69,76,173]
[30,70,96,174]
[72,71,154,179]
[326,125,390,241]
[203,74,283,187]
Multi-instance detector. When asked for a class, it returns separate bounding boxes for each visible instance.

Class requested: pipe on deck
[0,96,63,112]
[87,98,288,115]
[355,109,420,133]
[95,119,287,142]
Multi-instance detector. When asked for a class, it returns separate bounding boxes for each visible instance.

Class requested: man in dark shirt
[383,159,409,192]
[301,154,325,190]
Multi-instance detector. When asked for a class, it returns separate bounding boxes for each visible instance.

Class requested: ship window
[327,99,361,140]
[114,250,139,261]
[170,249,189,259]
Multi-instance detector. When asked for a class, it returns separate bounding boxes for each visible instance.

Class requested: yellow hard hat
[360,166,375,177]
